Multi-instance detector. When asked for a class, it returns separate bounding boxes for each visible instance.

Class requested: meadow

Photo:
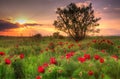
[0,36,120,79]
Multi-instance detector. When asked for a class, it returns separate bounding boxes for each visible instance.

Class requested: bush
[32,33,42,39]
[91,39,119,55]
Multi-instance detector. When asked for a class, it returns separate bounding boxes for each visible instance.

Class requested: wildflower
[36,76,41,79]
[94,54,100,60]
[5,58,11,65]
[45,48,48,51]
[101,49,105,53]
[111,55,118,61]
[38,66,45,73]
[66,51,75,59]
[99,58,104,63]
[92,40,97,43]
[50,57,57,64]
[20,53,24,59]
[78,57,86,63]
[43,63,48,68]
[0,52,5,56]
[84,54,90,60]
[88,70,94,76]
[118,46,120,48]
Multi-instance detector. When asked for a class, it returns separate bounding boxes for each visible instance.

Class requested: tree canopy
[53,3,101,41]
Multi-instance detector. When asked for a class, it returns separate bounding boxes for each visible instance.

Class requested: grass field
[0,36,120,79]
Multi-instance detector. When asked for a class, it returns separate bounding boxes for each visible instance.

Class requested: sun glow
[14,17,36,25]
[16,19,26,24]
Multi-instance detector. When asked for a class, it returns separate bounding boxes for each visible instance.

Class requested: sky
[0,0,120,36]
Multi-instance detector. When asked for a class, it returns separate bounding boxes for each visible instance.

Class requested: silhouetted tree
[53,32,60,38]
[53,32,64,39]
[53,3,100,41]
[32,33,42,39]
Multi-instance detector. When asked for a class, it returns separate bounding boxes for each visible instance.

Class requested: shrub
[91,39,119,55]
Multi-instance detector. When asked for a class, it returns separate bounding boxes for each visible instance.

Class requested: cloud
[24,23,43,26]
[0,20,20,31]
[76,1,91,7]
[103,7,108,10]
[23,23,51,27]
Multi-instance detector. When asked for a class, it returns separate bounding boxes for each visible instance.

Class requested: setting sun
[15,18,27,24]
[16,19,26,24]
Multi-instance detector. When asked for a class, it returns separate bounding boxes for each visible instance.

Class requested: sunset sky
[0,0,120,36]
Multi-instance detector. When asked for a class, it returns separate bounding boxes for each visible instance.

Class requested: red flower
[111,55,118,61]
[38,66,45,73]
[20,53,24,59]
[99,58,104,63]
[5,58,11,65]
[50,57,57,64]
[78,44,81,47]
[58,42,63,46]
[36,76,41,79]
[0,52,5,56]
[118,46,120,48]
[88,70,94,76]
[45,48,48,51]
[101,50,105,53]
[66,52,75,59]
[92,40,97,43]
[42,63,48,68]
[84,54,90,60]
[94,54,100,60]
[78,57,86,63]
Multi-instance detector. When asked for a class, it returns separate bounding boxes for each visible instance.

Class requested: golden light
[14,17,36,24]
[15,19,27,24]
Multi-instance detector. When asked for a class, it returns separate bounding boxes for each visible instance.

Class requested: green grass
[0,36,120,79]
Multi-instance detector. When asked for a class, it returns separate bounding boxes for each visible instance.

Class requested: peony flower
[38,66,45,73]
[88,70,94,76]
[50,57,57,64]
[78,57,86,63]
[36,76,41,79]
[111,55,118,61]
[0,52,5,56]
[99,58,104,63]
[20,53,24,59]
[5,58,11,65]
[42,63,48,68]
[84,54,90,60]
[94,54,100,60]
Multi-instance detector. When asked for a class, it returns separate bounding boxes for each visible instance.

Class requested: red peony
[84,54,90,60]
[50,57,57,64]
[99,58,104,63]
[0,52,5,56]
[118,46,120,48]
[20,53,24,59]
[36,76,41,79]
[88,70,94,76]
[78,57,86,63]
[66,51,75,59]
[101,49,105,53]
[94,54,100,60]
[92,40,97,43]
[5,58,11,65]
[111,55,118,61]
[38,66,45,73]
[42,63,48,68]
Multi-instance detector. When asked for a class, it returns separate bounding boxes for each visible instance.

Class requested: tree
[53,3,100,41]
[32,33,42,39]
[53,32,60,38]
[53,32,64,39]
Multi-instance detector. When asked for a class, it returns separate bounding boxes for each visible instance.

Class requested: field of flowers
[0,36,120,79]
